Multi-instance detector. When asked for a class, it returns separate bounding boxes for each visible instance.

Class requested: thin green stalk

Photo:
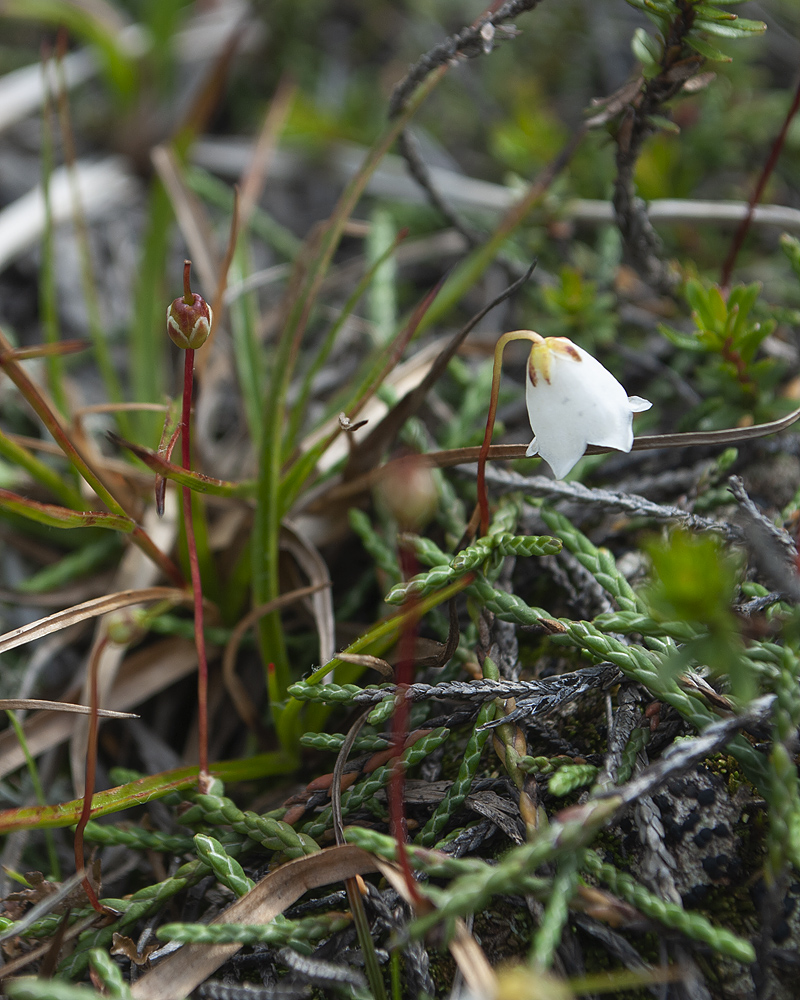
[415,126,585,335]
[228,246,264,445]
[0,751,297,834]
[530,854,581,968]
[185,164,302,261]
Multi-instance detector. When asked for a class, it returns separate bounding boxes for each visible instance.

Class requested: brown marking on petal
[527,353,537,386]
[550,337,582,362]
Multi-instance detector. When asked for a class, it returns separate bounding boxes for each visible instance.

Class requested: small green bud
[167,260,212,350]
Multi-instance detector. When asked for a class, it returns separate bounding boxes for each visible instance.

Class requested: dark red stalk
[720,74,800,290]
[74,637,106,912]
[390,547,424,906]
[181,347,211,793]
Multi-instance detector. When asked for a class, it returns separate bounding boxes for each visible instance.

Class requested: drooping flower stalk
[477,330,541,537]
[167,261,213,793]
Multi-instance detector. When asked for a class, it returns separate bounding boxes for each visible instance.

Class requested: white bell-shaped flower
[524,334,651,479]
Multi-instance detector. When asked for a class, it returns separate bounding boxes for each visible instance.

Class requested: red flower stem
[390,546,424,906]
[74,636,106,912]
[720,74,800,290]
[477,330,539,537]
[181,348,211,793]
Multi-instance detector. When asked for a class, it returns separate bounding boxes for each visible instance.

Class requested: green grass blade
[228,246,265,445]
[0,429,84,508]
[0,490,133,532]
[0,751,297,833]
[253,69,446,737]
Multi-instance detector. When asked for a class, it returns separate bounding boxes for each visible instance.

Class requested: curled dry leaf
[129,845,381,1000]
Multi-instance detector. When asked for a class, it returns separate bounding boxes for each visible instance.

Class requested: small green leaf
[658,325,706,352]
[780,233,800,280]
[708,285,728,327]
[691,4,737,20]
[685,35,732,61]
[647,114,680,134]
[631,27,662,67]
[685,278,715,329]
[695,17,766,37]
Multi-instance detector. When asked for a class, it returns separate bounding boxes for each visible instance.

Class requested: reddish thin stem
[181,348,211,793]
[389,547,424,906]
[182,260,193,304]
[477,331,539,537]
[74,637,106,912]
[720,73,800,290]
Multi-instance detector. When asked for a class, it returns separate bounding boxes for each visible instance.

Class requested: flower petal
[525,338,651,479]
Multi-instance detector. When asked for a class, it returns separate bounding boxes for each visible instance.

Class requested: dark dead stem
[612,5,701,289]
[720,73,800,290]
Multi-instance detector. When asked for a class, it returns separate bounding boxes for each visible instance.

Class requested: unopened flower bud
[167,261,212,350]
[375,453,438,532]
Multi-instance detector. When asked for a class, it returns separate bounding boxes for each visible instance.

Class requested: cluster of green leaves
[628,0,766,73]
[660,279,787,429]
[538,266,618,350]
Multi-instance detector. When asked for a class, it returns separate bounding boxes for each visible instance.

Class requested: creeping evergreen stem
[477,330,540,537]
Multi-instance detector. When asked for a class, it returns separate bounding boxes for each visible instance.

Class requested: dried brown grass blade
[130,845,381,1000]
[0,700,136,719]
[151,144,219,296]
[280,522,335,665]
[0,587,186,656]
[309,405,800,510]
[7,339,88,360]
[237,73,295,229]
